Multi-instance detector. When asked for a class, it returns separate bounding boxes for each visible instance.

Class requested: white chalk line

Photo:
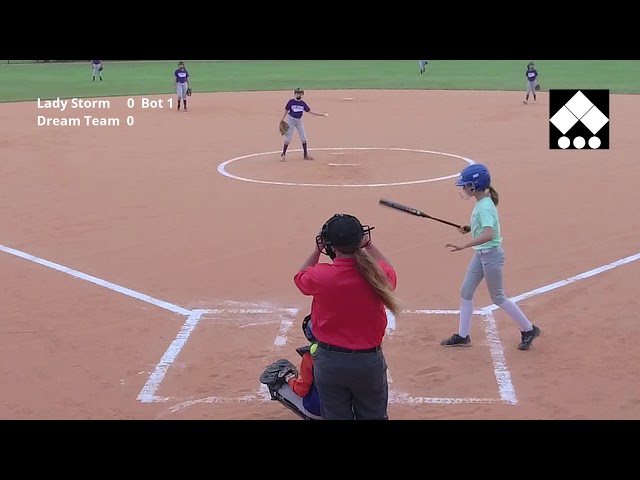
[481,310,518,405]
[165,393,502,413]
[137,309,207,403]
[1,241,638,409]
[482,252,640,313]
[216,147,476,188]
[0,244,191,317]
[273,309,298,348]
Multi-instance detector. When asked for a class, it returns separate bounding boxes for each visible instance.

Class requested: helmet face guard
[315,214,374,260]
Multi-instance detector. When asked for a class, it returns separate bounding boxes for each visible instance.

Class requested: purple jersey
[92,60,101,64]
[285,99,310,119]
[526,68,538,82]
[175,69,189,83]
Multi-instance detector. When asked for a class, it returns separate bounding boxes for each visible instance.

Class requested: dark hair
[487,185,499,206]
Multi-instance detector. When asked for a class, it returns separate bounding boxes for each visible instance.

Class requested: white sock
[499,299,533,332]
[458,299,474,338]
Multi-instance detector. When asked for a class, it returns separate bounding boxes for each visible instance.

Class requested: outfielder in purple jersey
[523,62,539,105]
[280,87,328,162]
[175,61,190,111]
[91,60,103,82]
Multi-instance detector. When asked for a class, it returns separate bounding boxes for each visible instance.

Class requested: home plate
[340,97,356,101]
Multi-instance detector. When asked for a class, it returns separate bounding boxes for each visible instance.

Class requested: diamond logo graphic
[550,106,579,134]
[549,89,609,149]
[564,91,594,119]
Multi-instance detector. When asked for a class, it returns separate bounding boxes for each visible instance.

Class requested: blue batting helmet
[455,163,491,191]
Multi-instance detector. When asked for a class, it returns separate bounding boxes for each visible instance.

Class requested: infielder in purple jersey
[523,62,539,105]
[175,61,191,111]
[91,60,103,82]
[280,87,328,162]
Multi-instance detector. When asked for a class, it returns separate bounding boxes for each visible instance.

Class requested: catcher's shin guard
[272,393,315,420]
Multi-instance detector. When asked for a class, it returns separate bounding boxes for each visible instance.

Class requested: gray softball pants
[177,82,189,101]
[284,116,307,144]
[461,246,508,305]
[312,346,389,420]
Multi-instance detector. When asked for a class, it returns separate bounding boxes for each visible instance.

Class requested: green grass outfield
[0,60,638,103]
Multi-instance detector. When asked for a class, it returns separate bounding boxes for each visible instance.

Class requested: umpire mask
[316,214,374,259]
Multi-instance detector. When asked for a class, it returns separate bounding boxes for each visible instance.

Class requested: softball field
[1,63,639,419]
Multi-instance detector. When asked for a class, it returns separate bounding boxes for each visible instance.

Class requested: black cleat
[517,325,540,350]
[440,333,471,347]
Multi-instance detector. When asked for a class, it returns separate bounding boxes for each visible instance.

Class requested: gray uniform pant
[92,63,101,77]
[284,115,307,144]
[177,82,189,101]
[460,246,508,305]
[312,345,389,420]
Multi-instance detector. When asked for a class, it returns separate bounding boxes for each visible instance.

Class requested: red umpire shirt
[294,257,397,350]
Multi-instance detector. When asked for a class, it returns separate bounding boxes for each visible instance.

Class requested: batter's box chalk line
[152,307,510,411]
[1,243,638,410]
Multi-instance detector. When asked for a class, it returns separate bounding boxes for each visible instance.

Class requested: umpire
[293,213,400,420]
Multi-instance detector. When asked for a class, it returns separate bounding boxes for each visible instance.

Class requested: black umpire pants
[312,342,389,420]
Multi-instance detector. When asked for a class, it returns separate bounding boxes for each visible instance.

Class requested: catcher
[174,61,191,111]
[279,87,328,162]
[523,61,540,105]
[259,314,322,420]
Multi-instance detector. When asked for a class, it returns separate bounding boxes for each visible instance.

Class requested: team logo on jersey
[549,89,609,149]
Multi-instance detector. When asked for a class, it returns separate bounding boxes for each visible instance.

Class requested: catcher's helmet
[316,214,374,259]
[302,314,316,343]
[455,163,491,191]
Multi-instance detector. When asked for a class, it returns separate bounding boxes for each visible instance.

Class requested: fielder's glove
[259,358,298,394]
[279,120,289,136]
[187,87,192,96]
[535,84,540,91]
[99,66,103,72]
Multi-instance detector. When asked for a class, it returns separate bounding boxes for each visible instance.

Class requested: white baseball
[324,113,329,117]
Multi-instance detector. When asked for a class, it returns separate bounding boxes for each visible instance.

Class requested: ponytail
[487,185,499,206]
[353,248,401,317]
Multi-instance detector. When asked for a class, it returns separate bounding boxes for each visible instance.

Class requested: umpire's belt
[317,342,381,354]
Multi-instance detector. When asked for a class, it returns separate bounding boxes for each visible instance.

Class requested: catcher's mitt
[279,120,289,136]
[259,358,297,395]
[535,84,540,91]
[187,87,192,96]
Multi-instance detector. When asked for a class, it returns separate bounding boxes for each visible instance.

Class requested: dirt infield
[1,89,638,420]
